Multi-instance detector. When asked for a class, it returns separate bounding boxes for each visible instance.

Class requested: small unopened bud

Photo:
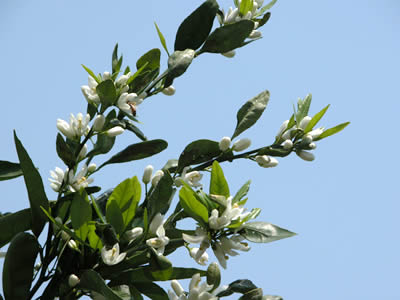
[171,280,185,297]
[93,115,105,132]
[303,134,313,144]
[151,170,164,187]
[102,72,111,80]
[249,30,262,39]
[78,144,88,161]
[116,73,130,86]
[299,116,312,130]
[68,239,78,250]
[232,138,251,152]
[296,150,315,161]
[219,136,231,151]
[267,157,279,167]
[142,165,154,184]
[106,126,124,137]
[255,155,270,166]
[221,50,236,58]
[162,85,176,96]
[308,127,324,139]
[281,139,293,150]
[88,163,97,173]
[207,262,221,289]
[276,120,289,139]
[281,129,293,141]
[125,227,143,242]
[68,274,80,287]
[53,217,63,232]
[309,142,317,149]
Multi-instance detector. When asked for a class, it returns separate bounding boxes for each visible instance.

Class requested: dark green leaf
[256,146,291,157]
[258,12,271,27]
[112,43,120,74]
[170,267,207,280]
[232,180,251,204]
[96,79,117,106]
[239,288,264,300]
[174,0,219,51]
[177,139,221,171]
[134,282,168,300]
[106,200,124,235]
[2,232,39,300]
[0,209,32,248]
[56,133,75,167]
[210,161,230,198]
[87,102,98,120]
[162,159,178,173]
[148,172,174,220]
[137,48,161,71]
[241,221,296,243]
[129,48,161,93]
[99,139,168,169]
[200,20,254,54]
[70,192,92,241]
[80,269,123,300]
[232,90,270,139]
[179,186,209,225]
[0,160,22,181]
[314,122,350,140]
[154,22,170,56]
[149,250,173,281]
[230,279,258,294]
[88,134,116,157]
[14,131,49,236]
[125,121,147,141]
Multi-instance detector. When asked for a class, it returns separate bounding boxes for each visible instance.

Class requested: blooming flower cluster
[175,167,203,188]
[49,164,95,193]
[218,136,251,152]
[57,113,90,141]
[146,213,170,255]
[168,273,218,300]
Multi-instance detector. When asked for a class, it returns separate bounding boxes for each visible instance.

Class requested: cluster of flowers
[276,115,325,162]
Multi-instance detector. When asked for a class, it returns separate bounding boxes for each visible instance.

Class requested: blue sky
[1,0,399,299]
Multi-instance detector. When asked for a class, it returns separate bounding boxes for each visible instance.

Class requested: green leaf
[88,134,116,157]
[240,0,253,16]
[87,223,103,250]
[134,282,168,300]
[257,12,271,28]
[254,0,277,17]
[0,208,32,248]
[162,159,178,173]
[137,48,161,71]
[80,269,124,300]
[154,22,170,56]
[125,120,147,141]
[200,20,254,54]
[210,161,230,198]
[314,122,350,140]
[81,64,100,83]
[304,104,330,133]
[130,48,161,93]
[70,192,92,242]
[0,160,22,181]
[2,232,39,300]
[232,90,270,139]
[149,250,173,281]
[239,288,264,300]
[179,186,209,225]
[174,0,219,51]
[56,133,75,167]
[177,139,221,171]
[112,43,120,74]
[296,94,312,124]
[87,102,98,120]
[241,221,296,243]
[99,139,168,169]
[147,172,174,220]
[14,131,49,236]
[107,177,141,234]
[96,79,117,106]
[232,180,251,204]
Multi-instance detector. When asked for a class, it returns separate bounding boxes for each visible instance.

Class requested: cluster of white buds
[101,243,126,266]
[146,213,169,255]
[255,155,278,168]
[161,85,176,96]
[168,273,217,300]
[81,76,100,105]
[218,136,251,152]
[175,167,203,188]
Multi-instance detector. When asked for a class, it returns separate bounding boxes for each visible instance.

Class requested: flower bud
[249,30,262,39]
[116,73,130,86]
[255,155,270,166]
[221,50,236,58]
[162,85,176,96]
[151,170,164,187]
[53,217,63,232]
[309,142,317,149]
[88,163,97,173]
[142,165,154,184]
[106,126,124,137]
[302,134,313,144]
[267,157,279,167]
[299,116,312,130]
[68,274,80,287]
[93,115,105,132]
[219,136,231,151]
[232,138,251,152]
[171,280,185,297]
[276,120,289,139]
[207,262,221,289]
[296,150,315,161]
[102,72,111,80]
[308,127,324,139]
[281,128,293,141]
[125,227,143,242]
[78,144,88,161]
[68,239,78,250]
[281,139,293,150]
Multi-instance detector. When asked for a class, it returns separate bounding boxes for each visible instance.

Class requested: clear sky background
[1,0,399,299]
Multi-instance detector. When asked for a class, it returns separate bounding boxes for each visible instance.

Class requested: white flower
[162,85,176,96]
[124,227,143,244]
[106,126,124,137]
[142,165,154,184]
[219,136,231,151]
[168,273,217,300]
[81,76,100,104]
[115,73,131,87]
[49,167,66,192]
[281,139,293,150]
[213,235,250,269]
[68,274,80,287]
[93,115,105,132]
[232,138,251,152]
[190,247,209,266]
[57,113,90,140]
[209,196,248,230]
[209,209,230,230]
[177,167,203,188]
[117,92,145,116]
[298,116,312,130]
[296,150,315,161]
[151,170,164,187]
[276,120,289,139]
[68,164,94,192]
[146,213,170,255]
[182,227,208,244]
[101,243,126,266]
[221,50,236,58]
